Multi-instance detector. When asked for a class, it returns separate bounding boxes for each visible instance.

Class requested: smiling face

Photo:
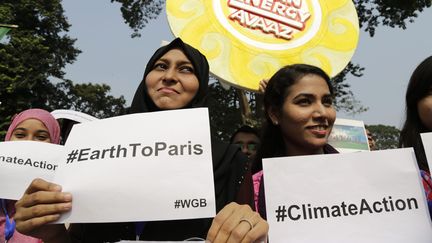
[10,118,51,143]
[145,48,200,110]
[268,74,336,156]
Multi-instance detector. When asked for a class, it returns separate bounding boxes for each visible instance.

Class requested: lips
[306,124,329,136]
[157,87,179,94]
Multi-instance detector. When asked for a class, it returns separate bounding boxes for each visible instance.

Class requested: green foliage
[50,79,126,119]
[208,78,264,142]
[355,0,431,36]
[0,0,80,136]
[0,1,126,139]
[332,62,368,115]
[366,124,401,150]
[111,0,164,38]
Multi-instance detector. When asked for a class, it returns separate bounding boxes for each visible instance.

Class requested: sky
[61,0,432,128]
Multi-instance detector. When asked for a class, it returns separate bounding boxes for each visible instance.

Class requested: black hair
[255,64,333,169]
[399,56,432,172]
[230,125,260,143]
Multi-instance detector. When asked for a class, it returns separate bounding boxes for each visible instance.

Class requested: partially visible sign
[421,132,432,172]
[328,118,369,153]
[167,0,359,91]
[263,148,432,243]
[0,141,63,200]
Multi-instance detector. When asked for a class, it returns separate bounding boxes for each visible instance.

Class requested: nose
[162,68,178,84]
[241,146,250,156]
[312,103,327,120]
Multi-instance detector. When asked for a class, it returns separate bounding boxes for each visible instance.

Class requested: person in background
[0,108,60,243]
[253,64,338,216]
[230,125,260,166]
[14,38,268,243]
[231,125,262,211]
[366,129,377,150]
[399,55,432,218]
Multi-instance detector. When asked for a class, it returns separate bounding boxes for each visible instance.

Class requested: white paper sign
[0,141,64,200]
[55,108,216,223]
[263,148,432,243]
[421,132,432,173]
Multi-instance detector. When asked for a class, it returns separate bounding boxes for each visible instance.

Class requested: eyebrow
[156,58,193,66]
[293,93,332,99]
[13,127,49,134]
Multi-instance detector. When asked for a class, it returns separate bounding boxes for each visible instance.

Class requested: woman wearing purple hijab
[1,108,60,243]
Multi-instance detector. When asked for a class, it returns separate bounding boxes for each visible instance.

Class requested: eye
[322,96,334,107]
[35,132,50,141]
[247,143,258,151]
[36,135,49,141]
[13,132,26,139]
[179,65,194,73]
[153,62,168,71]
[295,98,312,106]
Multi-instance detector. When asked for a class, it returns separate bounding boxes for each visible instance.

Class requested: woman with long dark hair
[399,56,432,216]
[253,64,338,217]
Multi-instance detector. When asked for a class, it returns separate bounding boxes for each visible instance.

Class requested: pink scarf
[5,108,60,144]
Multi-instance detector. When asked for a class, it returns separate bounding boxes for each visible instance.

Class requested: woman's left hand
[206,202,268,243]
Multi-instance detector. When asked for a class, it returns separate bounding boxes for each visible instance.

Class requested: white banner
[263,148,432,243]
[421,132,432,172]
[0,141,64,200]
[0,108,216,223]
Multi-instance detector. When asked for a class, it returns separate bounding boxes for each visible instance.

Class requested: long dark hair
[254,64,333,172]
[399,56,432,172]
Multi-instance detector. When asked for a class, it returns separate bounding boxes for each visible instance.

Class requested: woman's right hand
[14,178,73,242]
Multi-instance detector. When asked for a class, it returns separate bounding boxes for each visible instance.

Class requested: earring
[273,121,278,125]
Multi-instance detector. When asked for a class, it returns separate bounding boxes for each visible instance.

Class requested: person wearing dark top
[14,38,268,242]
[252,64,339,218]
[399,56,432,218]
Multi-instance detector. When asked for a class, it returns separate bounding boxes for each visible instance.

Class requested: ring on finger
[239,218,254,231]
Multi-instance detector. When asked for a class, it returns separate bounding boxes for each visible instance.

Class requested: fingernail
[63,202,72,210]
[53,184,62,191]
[63,193,72,201]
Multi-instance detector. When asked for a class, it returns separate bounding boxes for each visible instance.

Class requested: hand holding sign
[14,178,71,242]
[207,202,268,243]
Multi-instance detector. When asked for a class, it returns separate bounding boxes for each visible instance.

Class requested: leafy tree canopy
[0,0,126,138]
[366,124,401,150]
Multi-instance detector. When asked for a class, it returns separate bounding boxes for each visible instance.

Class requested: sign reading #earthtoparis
[166,0,359,91]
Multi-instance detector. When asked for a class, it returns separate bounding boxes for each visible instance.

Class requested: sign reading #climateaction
[0,141,63,200]
[166,0,359,91]
[263,148,432,243]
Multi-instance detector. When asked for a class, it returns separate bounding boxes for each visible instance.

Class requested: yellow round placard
[167,0,359,91]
